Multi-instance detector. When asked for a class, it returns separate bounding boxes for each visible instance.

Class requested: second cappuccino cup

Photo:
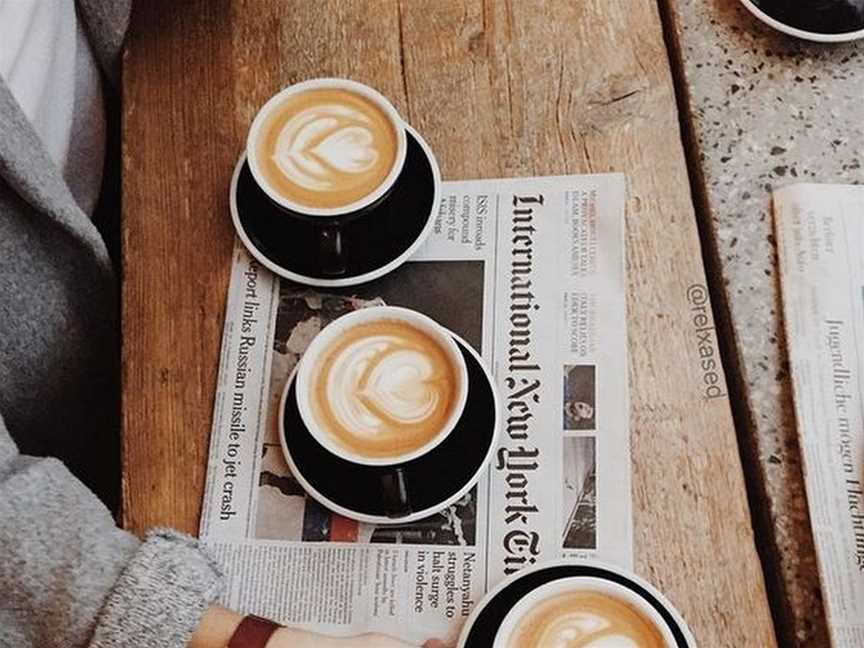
[295,306,469,516]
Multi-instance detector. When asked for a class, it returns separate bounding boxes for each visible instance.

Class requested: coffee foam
[255,88,399,210]
[506,591,668,648]
[309,320,458,459]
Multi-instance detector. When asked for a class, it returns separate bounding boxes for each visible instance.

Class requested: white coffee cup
[246,77,409,217]
[295,305,469,467]
[493,576,679,647]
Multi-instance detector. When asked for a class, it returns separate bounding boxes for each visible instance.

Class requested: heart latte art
[507,592,668,648]
[255,88,399,210]
[309,320,459,459]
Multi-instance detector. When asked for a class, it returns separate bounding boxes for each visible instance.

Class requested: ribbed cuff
[88,529,224,648]
[0,413,17,475]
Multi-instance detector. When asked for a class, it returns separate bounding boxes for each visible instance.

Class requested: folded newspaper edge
[775,183,864,648]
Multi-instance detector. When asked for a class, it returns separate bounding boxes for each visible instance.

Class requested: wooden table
[122,2,778,646]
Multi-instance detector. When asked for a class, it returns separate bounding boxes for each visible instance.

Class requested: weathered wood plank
[122,1,240,533]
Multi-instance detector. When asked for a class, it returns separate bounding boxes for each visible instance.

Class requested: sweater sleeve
[0,413,224,648]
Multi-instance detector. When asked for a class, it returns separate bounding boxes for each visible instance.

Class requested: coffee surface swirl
[309,320,458,459]
[255,88,399,210]
[507,592,668,648]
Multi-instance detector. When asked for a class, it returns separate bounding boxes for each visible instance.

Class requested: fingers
[352,633,430,647]
[265,629,449,648]
[361,634,449,648]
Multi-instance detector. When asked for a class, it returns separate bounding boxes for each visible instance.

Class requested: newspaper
[200,174,631,644]
[775,184,864,647]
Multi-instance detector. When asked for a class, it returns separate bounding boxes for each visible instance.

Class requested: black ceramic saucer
[457,561,696,648]
[231,125,441,287]
[279,334,498,525]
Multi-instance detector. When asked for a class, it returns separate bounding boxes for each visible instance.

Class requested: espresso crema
[309,320,458,459]
[255,87,399,210]
[507,591,668,648]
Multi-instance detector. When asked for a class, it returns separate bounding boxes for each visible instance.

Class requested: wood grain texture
[122,2,240,533]
[122,1,777,645]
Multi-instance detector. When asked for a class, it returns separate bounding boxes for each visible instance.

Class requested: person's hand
[268,627,448,648]
[188,606,448,648]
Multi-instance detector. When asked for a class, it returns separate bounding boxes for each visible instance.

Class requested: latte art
[309,320,458,459]
[255,88,399,210]
[273,104,380,192]
[507,592,668,648]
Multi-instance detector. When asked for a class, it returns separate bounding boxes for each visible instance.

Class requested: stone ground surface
[665,0,864,646]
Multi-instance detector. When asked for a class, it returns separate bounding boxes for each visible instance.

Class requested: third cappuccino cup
[494,577,678,648]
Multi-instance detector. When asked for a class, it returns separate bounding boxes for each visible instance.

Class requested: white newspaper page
[200,174,630,644]
[775,183,864,648]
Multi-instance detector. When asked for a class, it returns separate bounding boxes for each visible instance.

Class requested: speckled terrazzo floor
[663,1,864,646]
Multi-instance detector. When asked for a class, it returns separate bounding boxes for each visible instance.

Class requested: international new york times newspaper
[776,184,864,648]
[199,175,631,644]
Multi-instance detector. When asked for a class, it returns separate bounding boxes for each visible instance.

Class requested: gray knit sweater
[0,3,224,647]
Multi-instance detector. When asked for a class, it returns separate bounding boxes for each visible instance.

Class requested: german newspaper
[776,184,864,648]
[199,174,631,644]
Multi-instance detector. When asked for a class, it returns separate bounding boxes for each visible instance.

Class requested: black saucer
[459,563,695,648]
[231,125,440,287]
[280,335,498,524]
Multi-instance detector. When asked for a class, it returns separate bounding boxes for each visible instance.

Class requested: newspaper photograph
[199,174,631,644]
[775,183,864,648]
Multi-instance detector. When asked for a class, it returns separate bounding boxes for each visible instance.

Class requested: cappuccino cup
[246,78,409,275]
[494,577,677,648]
[295,306,469,515]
